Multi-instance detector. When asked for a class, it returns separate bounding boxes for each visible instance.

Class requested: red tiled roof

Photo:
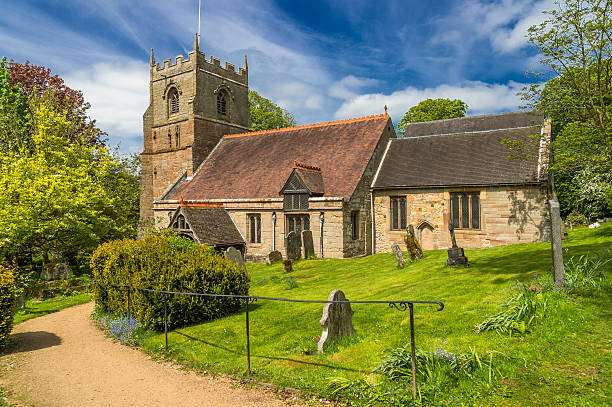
[172,114,391,201]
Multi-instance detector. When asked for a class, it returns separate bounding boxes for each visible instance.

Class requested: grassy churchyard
[132,224,612,406]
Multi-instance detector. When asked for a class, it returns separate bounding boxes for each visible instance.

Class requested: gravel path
[0,302,307,407]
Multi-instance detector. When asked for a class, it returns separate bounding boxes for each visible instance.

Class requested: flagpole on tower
[198,0,201,42]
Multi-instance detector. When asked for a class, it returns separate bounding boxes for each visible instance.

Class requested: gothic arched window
[169,88,179,115]
[217,92,227,115]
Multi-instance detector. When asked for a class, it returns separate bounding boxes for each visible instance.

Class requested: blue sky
[0,0,553,153]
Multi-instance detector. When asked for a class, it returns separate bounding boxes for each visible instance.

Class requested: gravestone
[403,225,423,261]
[318,289,356,353]
[225,247,246,272]
[286,231,301,261]
[391,242,406,267]
[283,259,293,273]
[268,250,283,264]
[302,230,315,259]
[446,223,468,266]
[40,263,73,281]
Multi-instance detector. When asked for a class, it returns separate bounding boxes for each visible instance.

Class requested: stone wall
[224,198,345,261]
[373,184,550,253]
[152,198,346,260]
[343,119,396,257]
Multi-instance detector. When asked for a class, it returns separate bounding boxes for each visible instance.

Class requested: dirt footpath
[0,302,307,407]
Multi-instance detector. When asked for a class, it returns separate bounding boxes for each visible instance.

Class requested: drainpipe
[272,212,277,251]
[319,212,324,258]
[370,191,376,254]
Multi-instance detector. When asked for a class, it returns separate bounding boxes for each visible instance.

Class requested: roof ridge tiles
[224,112,389,139]
[293,160,321,172]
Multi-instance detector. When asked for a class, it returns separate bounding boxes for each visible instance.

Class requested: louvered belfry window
[450,193,480,229]
[284,193,309,211]
[217,93,227,115]
[169,89,179,115]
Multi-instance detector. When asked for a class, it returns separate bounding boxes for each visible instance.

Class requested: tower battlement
[150,37,247,84]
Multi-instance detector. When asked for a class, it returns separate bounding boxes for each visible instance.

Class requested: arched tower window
[217,92,227,115]
[168,88,179,115]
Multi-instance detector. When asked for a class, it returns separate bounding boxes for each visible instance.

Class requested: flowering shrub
[92,310,141,346]
[91,231,249,330]
[325,341,500,406]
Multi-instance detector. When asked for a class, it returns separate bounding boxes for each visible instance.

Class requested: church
[140,37,552,261]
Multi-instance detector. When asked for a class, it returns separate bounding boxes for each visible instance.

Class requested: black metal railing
[94,282,444,397]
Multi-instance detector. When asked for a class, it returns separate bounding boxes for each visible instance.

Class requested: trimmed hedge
[0,265,15,352]
[91,233,249,330]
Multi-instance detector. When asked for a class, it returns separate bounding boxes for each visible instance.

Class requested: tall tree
[397,98,468,135]
[522,0,611,173]
[7,60,106,148]
[520,0,612,288]
[0,89,130,263]
[0,58,30,153]
[249,90,297,131]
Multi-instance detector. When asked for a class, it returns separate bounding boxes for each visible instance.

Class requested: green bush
[566,209,587,225]
[91,232,249,330]
[0,265,15,352]
[477,282,547,335]
[563,254,610,294]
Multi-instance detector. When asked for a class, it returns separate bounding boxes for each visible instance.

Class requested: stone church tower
[140,35,251,227]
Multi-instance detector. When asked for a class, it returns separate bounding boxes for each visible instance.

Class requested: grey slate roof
[373,112,546,189]
[172,206,244,246]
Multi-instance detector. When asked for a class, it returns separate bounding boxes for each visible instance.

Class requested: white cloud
[334,81,529,120]
[432,0,555,53]
[63,60,150,153]
[328,75,381,100]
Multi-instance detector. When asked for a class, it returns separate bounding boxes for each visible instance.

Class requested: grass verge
[14,292,92,325]
[100,224,612,406]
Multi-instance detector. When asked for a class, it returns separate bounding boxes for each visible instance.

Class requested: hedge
[0,265,15,352]
[91,232,249,330]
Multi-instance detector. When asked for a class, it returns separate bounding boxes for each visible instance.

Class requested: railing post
[245,298,251,375]
[163,293,168,352]
[409,302,417,398]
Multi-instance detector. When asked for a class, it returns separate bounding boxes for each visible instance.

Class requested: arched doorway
[417,221,435,250]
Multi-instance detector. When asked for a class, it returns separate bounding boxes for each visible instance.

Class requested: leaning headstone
[318,289,356,353]
[283,259,293,273]
[268,250,283,264]
[302,230,315,259]
[403,225,423,261]
[225,247,246,272]
[446,223,468,266]
[391,242,406,267]
[286,231,301,261]
[40,263,73,281]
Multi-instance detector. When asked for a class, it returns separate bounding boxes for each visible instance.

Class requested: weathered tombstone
[403,225,423,261]
[268,250,283,264]
[318,289,356,353]
[283,259,293,273]
[446,223,468,266]
[40,263,73,281]
[286,231,301,261]
[391,242,406,267]
[225,247,246,272]
[302,230,315,259]
[549,200,564,288]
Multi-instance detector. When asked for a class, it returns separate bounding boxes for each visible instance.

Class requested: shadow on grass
[3,331,62,355]
[464,241,612,279]
[174,331,361,373]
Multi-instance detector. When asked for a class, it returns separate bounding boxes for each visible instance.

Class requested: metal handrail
[93,281,444,397]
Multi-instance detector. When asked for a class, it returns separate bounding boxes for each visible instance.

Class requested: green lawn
[14,292,92,325]
[138,225,612,406]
